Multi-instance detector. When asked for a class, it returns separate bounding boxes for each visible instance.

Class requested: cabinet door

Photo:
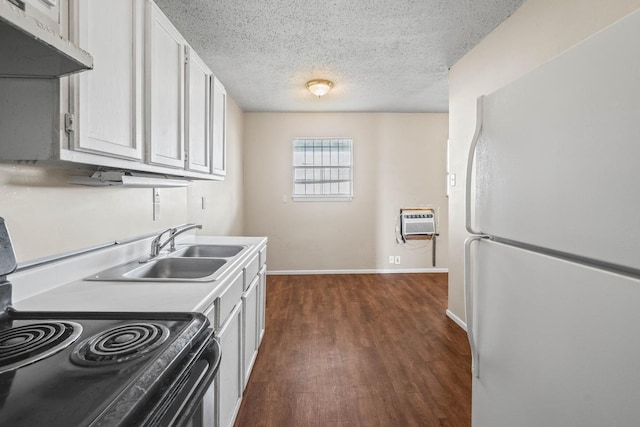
[210,76,227,176]
[258,265,267,345]
[186,47,211,173]
[242,275,259,387]
[73,0,143,160]
[200,381,216,427]
[146,1,185,168]
[215,302,243,427]
[24,0,60,30]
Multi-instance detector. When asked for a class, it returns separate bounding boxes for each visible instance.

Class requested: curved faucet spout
[141,224,202,263]
[168,224,203,251]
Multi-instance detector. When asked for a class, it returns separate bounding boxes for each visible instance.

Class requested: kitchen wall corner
[188,97,245,236]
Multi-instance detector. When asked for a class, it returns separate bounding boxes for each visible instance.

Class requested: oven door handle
[141,330,221,427]
[172,336,221,427]
[170,334,221,427]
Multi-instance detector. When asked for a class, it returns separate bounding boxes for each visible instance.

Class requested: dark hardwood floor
[234,273,471,427]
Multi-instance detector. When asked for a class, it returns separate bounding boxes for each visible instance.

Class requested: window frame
[291,137,354,202]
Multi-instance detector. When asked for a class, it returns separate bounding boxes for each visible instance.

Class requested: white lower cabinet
[200,380,216,427]
[215,302,243,427]
[210,244,267,427]
[257,265,267,344]
[242,276,259,387]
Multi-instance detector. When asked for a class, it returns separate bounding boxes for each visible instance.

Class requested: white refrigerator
[465,8,640,427]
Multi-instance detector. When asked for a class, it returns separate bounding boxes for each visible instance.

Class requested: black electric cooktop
[0,310,210,426]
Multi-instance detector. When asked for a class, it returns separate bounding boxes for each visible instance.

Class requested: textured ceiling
[155,0,525,113]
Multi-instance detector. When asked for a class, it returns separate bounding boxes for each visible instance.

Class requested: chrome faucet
[148,227,176,260]
[143,224,203,262]
[167,224,203,251]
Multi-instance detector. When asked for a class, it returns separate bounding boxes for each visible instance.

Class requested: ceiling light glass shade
[306,79,333,97]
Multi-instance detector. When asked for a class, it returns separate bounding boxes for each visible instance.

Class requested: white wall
[0,97,244,263]
[243,112,448,272]
[447,0,640,323]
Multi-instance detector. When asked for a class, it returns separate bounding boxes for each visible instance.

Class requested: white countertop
[13,235,267,315]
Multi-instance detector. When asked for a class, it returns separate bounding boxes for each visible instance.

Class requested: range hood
[69,171,192,188]
[0,0,93,78]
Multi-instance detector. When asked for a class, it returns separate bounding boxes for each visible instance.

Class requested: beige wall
[243,112,448,272]
[447,0,640,323]
[0,97,244,263]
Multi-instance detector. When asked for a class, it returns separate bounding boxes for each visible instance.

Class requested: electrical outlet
[395,256,401,264]
[153,188,160,221]
[389,256,395,264]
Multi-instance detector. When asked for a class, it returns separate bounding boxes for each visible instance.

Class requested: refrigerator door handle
[465,235,488,378]
[465,96,484,235]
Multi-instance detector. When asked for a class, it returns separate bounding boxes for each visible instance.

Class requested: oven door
[137,330,221,427]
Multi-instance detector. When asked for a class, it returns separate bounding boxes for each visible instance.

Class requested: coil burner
[72,322,170,366]
[0,322,83,374]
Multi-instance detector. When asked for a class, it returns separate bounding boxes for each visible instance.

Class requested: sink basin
[86,257,228,282]
[85,243,250,283]
[126,258,226,280]
[172,244,246,258]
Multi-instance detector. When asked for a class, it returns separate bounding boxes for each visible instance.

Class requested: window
[293,138,353,201]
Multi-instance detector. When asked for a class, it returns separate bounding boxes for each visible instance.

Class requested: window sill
[292,196,353,202]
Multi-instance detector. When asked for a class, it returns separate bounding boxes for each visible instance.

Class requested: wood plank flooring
[234,273,471,427]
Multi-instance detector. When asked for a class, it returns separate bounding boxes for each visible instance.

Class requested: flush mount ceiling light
[306,79,334,97]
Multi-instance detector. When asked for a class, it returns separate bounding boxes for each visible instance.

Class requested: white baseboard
[267,268,448,276]
[446,309,467,332]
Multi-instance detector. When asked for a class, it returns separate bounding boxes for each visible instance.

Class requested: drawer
[243,253,259,291]
[216,269,244,329]
[259,246,267,267]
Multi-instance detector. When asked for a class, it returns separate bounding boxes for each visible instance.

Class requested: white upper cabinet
[0,0,228,180]
[186,47,212,173]
[73,0,144,160]
[211,76,227,177]
[24,0,61,31]
[145,1,185,169]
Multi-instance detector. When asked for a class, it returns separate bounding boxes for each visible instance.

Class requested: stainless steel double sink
[86,244,248,282]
